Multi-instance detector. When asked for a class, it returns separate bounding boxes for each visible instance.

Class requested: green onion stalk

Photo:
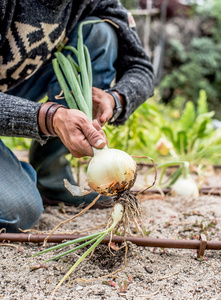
[32,203,124,296]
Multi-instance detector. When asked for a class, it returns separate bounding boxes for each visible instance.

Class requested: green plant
[159,0,221,119]
[147,90,221,197]
[161,37,221,117]
[159,90,221,165]
[103,100,162,157]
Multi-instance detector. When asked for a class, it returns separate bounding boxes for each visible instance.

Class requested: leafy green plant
[160,37,221,117]
[158,90,221,165]
[103,100,162,158]
[159,0,221,119]
[148,90,221,197]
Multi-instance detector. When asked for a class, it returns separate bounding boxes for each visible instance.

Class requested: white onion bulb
[87,148,137,196]
[111,203,124,225]
[171,174,199,199]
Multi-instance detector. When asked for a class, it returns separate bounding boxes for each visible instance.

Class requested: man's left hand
[92,87,115,126]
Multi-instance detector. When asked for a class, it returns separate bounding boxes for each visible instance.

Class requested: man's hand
[92,87,125,126]
[92,87,115,126]
[53,108,107,158]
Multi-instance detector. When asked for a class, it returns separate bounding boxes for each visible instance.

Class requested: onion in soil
[32,151,156,299]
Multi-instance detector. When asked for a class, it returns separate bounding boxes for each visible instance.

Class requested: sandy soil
[1,155,221,300]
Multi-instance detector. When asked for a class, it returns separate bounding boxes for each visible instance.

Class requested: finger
[100,111,110,125]
[92,120,108,143]
[67,135,94,158]
[92,119,102,130]
[94,105,113,126]
[83,123,107,149]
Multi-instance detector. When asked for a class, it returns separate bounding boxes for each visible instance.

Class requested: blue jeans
[0,140,44,232]
[2,18,118,232]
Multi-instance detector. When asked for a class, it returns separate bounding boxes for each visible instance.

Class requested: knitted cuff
[38,102,67,136]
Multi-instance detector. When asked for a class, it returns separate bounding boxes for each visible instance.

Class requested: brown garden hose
[1,233,220,258]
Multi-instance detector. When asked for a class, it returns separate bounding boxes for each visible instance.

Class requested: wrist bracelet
[38,102,67,136]
[38,102,55,136]
[46,104,67,136]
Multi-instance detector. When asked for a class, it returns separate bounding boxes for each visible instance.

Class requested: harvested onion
[87,148,137,196]
[40,20,152,298]
[171,173,199,199]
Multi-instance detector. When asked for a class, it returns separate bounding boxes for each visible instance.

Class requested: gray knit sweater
[0,0,155,143]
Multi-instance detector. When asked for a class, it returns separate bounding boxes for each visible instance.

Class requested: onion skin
[88,176,137,196]
[87,148,137,196]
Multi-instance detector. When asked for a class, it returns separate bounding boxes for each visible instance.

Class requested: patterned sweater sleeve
[0,92,47,144]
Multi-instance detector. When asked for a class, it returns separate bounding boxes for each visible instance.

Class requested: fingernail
[95,139,105,147]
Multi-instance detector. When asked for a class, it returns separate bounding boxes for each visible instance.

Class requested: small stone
[93,290,105,296]
[76,285,83,291]
[145,266,153,274]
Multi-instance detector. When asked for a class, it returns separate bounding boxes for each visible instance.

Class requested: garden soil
[1,151,221,300]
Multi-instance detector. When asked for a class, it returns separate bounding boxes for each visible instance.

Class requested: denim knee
[83,17,118,52]
[0,141,44,232]
[67,16,118,60]
[0,189,44,233]
[81,17,118,89]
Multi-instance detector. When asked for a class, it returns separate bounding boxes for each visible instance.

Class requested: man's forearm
[0,92,46,144]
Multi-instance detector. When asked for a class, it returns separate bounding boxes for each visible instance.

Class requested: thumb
[84,123,107,149]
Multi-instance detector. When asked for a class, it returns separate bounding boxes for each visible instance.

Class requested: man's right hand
[51,107,107,158]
